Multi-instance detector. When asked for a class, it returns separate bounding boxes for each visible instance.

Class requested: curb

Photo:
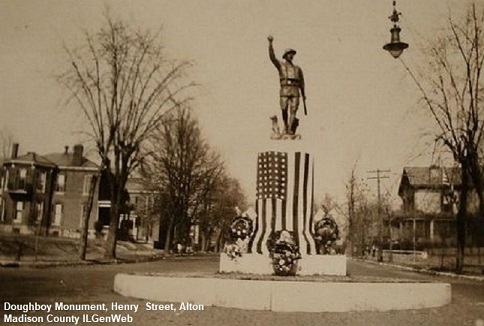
[0,256,159,268]
[0,252,217,268]
[355,258,484,282]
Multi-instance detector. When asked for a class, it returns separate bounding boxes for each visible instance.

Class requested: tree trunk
[215,230,225,253]
[201,229,215,252]
[346,238,353,257]
[389,221,394,263]
[104,203,121,260]
[468,152,484,216]
[200,233,207,253]
[455,164,469,273]
[79,173,99,260]
[163,217,175,257]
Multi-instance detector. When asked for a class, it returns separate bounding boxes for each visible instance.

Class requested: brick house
[0,144,57,234]
[43,145,99,237]
[396,165,480,247]
[0,144,99,237]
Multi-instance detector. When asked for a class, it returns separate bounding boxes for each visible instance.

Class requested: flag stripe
[253,199,263,253]
[302,153,310,253]
[292,152,301,245]
[270,198,277,232]
[304,157,316,254]
[311,159,317,252]
[275,199,282,231]
[248,199,259,253]
[260,198,272,254]
[285,153,294,231]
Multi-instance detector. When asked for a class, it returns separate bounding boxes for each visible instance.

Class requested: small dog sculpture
[270,115,282,139]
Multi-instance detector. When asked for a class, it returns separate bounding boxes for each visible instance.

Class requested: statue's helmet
[283,48,297,59]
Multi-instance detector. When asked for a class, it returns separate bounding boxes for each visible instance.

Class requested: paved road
[0,256,483,326]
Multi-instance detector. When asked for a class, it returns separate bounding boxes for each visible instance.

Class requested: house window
[83,175,93,195]
[37,171,47,192]
[53,204,63,226]
[18,169,27,190]
[14,201,23,223]
[36,202,44,222]
[56,174,66,193]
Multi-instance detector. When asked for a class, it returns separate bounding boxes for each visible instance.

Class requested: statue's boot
[282,110,289,134]
[291,117,299,135]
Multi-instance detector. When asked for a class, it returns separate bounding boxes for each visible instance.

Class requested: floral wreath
[224,216,253,261]
[229,216,253,241]
[267,230,302,276]
[313,217,339,254]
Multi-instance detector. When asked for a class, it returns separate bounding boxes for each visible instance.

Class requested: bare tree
[197,175,247,252]
[343,160,371,257]
[144,107,223,256]
[60,13,193,259]
[401,2,484,272]
[319,193,339,216]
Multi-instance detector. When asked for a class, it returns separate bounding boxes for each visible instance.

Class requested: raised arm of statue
[268,36,280,70]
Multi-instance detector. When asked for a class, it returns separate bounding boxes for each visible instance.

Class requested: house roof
[43,152,98,169]
[125,177,148,193]
[4,152,57,168]
[404,166,460,186]
[398,166,461,196]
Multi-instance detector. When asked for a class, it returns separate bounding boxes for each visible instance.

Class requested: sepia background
[0,0,470,205]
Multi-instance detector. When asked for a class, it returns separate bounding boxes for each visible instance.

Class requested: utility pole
[367,169,390,262]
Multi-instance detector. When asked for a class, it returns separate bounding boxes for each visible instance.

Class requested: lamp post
[383,1,409,59]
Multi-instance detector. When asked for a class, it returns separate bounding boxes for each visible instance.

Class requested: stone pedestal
[220,253,347,276]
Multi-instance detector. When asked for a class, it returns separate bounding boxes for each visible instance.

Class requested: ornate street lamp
[383,1,409,59]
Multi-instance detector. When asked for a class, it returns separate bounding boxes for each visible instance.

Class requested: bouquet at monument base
[267,230,302,276]
[224,243,242,260]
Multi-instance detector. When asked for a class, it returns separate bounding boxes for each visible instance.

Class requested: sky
[0,0,475,207]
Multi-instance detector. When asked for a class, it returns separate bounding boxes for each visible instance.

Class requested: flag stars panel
[256,151,288,200]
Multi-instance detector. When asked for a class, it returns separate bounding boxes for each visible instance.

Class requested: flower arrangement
[224,243,242,260]
[267,230,302,276]
[224,215,253,261]
[313,217,339,255]
[230,216,253,241]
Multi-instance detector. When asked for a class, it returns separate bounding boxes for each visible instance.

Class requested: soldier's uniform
[269,45,305,135]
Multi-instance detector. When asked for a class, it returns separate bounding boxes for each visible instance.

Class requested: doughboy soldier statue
[268,35,306,136]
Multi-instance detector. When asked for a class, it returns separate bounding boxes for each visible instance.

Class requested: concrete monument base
[219,253,347,276]
[114,273,451,312]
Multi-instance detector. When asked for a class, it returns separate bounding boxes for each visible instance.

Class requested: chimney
[72,144,83,166]
[11,143,19,159]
